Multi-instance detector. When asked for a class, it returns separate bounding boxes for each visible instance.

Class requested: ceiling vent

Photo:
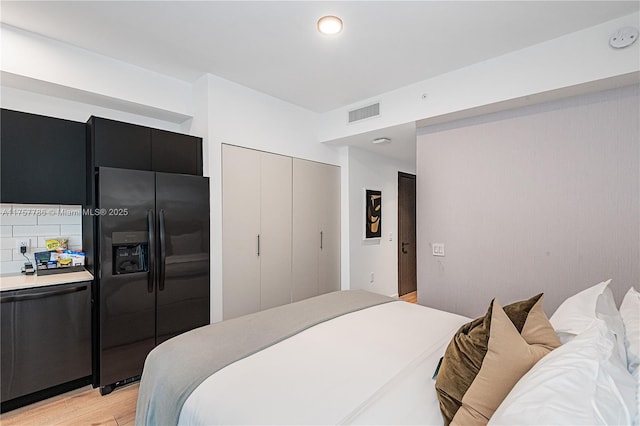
[348,102,380,123]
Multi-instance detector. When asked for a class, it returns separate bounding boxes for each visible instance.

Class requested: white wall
[1,86,183,132]
[347,147,415,297]
[416,85,639,318]
[1,24,191,123]
[318,12,640,143]
[188,73,341,322]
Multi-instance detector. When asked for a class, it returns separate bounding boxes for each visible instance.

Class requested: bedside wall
[416,84,639,318]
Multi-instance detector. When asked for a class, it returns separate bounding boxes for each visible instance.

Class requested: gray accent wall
[416,84,639,318]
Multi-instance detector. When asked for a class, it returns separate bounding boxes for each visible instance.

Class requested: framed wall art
[364,189,382,239]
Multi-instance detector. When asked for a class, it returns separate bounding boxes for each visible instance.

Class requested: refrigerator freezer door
[97,167,156,387]
[155,173,210,344]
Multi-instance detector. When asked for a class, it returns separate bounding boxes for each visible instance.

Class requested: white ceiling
[326,121,418,164]
[1,1,638,114]
[1,1,638,164]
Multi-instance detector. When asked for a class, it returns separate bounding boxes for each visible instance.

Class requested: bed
[135,284,640,426]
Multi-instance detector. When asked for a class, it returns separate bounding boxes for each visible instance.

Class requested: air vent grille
[348,103,380,123]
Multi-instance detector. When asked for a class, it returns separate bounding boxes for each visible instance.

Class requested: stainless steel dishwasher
[1,280,91,410]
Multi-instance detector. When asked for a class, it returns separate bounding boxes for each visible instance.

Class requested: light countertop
[0,270,94,292]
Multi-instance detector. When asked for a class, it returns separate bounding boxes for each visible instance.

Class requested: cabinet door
[292,159,321,302]
[0,295,13,401]
[1,109,86,205]
[318,163,341,295]
[1,281,91,403]
[91,117,151,171]
[151,129,203,176]
[260,153,292,310]
[222,145,261,320]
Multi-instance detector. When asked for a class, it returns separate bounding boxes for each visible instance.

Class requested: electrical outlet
[432,243,445,257]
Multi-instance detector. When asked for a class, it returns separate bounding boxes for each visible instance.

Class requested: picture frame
[364,188,382,240]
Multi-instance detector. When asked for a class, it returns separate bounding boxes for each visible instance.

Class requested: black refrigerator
[94,167,209,395]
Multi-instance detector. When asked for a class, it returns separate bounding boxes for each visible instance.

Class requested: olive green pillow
[435,294,560,426]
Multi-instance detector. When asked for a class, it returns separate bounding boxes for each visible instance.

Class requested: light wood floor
[0,383,139,426]
[2,292,418,425]
[400,291,417,303]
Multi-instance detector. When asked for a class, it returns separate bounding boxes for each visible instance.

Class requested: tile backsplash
[0,204,83,275]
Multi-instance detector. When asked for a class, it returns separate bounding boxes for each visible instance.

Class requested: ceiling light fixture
[317,15,343,35]
[372,137,391,145]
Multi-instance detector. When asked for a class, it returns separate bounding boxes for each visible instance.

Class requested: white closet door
[318,163,341,295]
[292,158,320,302]
[222,145,261,320]
[260,152,292,310]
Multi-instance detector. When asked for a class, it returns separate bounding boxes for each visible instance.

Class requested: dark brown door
[398,172,417,296]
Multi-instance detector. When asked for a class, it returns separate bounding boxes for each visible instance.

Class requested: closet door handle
[320,231,323,250]
[257,234,260,257]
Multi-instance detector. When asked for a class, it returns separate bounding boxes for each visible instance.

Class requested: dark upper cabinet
[0,109,86,205]
[89,117,151,171]
[151,129,203,176]
[88,116,202,176]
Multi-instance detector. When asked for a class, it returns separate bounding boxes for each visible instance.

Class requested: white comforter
[178,300,469,425]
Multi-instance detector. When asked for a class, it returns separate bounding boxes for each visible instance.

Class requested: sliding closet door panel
[260,153,293,310]
[318,163,341,295]
[222,145,261,320]
[292,159,320,302]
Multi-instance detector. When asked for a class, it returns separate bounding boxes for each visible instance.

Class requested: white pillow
[550,279,610,335]
[489,320,637,425]
[550,279,627,364]
[621,287,640,374]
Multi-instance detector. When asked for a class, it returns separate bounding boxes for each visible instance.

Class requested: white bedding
[178,300,469,425]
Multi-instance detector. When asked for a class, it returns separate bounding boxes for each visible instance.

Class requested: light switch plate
[432,243,445,257]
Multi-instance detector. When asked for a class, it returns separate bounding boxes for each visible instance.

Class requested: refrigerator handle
[147,210,155,293]
[159,209,167,291]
